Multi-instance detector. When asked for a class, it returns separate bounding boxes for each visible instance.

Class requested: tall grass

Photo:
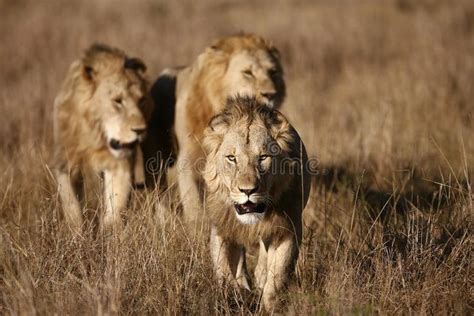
[0,0,472,314]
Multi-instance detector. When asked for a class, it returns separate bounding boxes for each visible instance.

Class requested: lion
[53,44,152,233]
[144,33,286,221]
[202,97,311,311]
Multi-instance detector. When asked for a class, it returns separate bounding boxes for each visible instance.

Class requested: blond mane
[185,34,285,138]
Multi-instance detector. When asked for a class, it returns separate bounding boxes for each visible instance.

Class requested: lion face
[222,49,285,108]
[82,46,150,159]
[204,98,294,225]
[195,34,285,111]
[92,74,147,158]
[217,126,276,224]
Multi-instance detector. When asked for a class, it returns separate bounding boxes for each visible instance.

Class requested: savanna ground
[0,0,473,314]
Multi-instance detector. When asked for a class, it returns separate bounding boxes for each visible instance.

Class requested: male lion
[53,44,152,233]
[203,97,311,311]
[144,33,286,221]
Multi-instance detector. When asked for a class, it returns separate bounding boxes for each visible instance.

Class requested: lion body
[53,44,151,233]
[203,97,311,311]
[150,34,286,221]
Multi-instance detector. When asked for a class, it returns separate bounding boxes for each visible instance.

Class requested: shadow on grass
[312,164,471,260]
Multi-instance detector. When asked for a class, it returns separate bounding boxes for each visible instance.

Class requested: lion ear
[82,65,95,81]
[203,114,229,154]
[204,46,227,59]
[208,113,229,134]
[209,36,225,51]
[269,111,293,153]
[124,57,147,73]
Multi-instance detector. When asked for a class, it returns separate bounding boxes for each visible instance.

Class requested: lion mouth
[109,139,138,151]
[234,201,266,215]
[108,139,139,158]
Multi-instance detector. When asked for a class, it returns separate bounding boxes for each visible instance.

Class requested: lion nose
[132,127,146,136]
[239,186,259,196]
[261,92,277,102]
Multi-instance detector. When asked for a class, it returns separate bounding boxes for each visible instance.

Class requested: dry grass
[0,0,473,314]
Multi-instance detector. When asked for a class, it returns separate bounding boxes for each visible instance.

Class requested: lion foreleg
[255,239,269,290]
[102,166,130,232]
[177,152,201,224]
[235,246,251,290]
[210,226,233,283]
[210,226,251,290]
[262,237,299,311]
[56,170,83,234]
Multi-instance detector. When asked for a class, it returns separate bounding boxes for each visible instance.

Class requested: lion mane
[181,33,286,140]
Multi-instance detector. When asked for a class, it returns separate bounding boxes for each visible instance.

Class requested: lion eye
[242,69,254,78]
[259,155,270,161]
[113,97,123,110]
[226,155,236,163]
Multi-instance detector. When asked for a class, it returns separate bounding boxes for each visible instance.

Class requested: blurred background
[1,0,473,178]
[0,0,472,314]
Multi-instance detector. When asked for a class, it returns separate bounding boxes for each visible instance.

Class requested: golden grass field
[0,0,473,314]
